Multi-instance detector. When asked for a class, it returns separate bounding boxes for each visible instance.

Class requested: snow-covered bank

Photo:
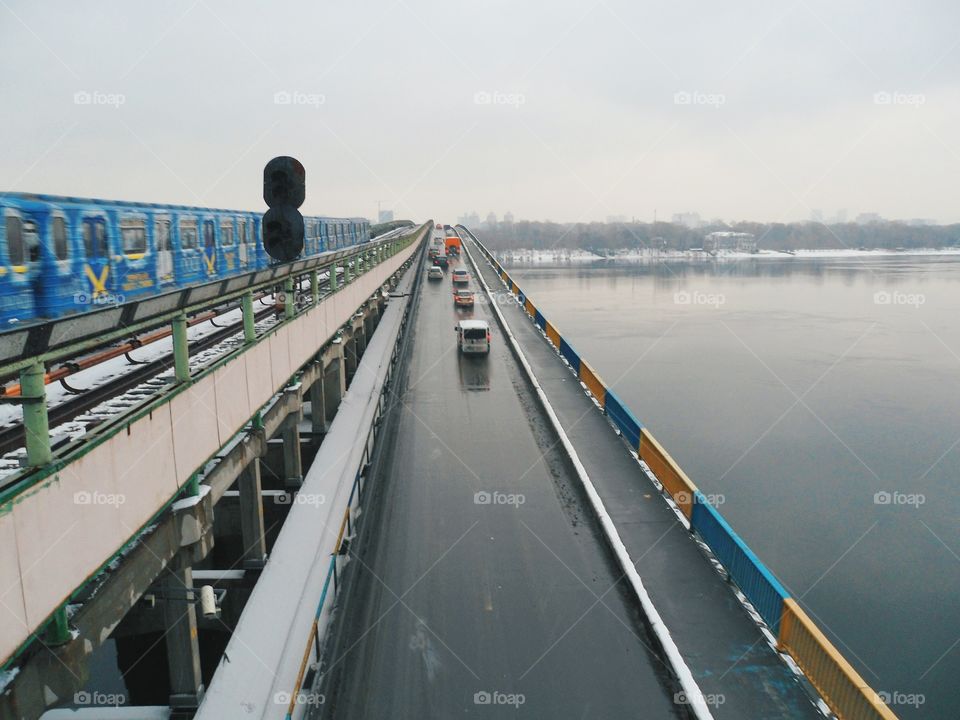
[496,247,960,263]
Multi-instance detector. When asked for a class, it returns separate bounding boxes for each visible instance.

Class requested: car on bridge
[453,289,474,307]
[428,265,444,281]
[455,319,490,355]
[451,268,469,284]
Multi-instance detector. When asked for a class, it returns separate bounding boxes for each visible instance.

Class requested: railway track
[0,279,336,459]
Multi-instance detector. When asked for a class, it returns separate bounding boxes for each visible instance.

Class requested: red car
[454,289,475,307]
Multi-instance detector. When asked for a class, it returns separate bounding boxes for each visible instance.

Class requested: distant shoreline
[496,247,960,263]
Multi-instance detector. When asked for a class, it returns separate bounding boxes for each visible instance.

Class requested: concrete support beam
[163,563,204,712]
[238,460,267,569]
[309,371,325,437]
[281,412,303,489]
[323,343,346,428]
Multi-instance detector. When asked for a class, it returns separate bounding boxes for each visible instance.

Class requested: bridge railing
[461,227,898,720]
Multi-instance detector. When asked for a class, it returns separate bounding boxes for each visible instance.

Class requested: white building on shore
[704,231,757,253]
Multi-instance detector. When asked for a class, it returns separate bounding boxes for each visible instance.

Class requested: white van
[455,319,490,355]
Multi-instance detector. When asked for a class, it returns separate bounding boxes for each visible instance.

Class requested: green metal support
[21,360,51,467]
[310,270,319,305]
[173,313,190,383]
[242,291,256,344]
[252,410,263,430]
[186,472,200,497]
[45,605,70,645]
[330,264,339,291]
[284,278,295,319]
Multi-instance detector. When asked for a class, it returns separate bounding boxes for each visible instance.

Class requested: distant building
[503,211,515,224]
[606,214,628,224]
[458,211,481,227]
[704,231,757,253]
[485,212,498,227]
[378,209,394,223]
[672,212,701,228]
[856,212,884,225]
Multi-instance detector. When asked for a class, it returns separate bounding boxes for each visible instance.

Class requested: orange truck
[444,231,462,256]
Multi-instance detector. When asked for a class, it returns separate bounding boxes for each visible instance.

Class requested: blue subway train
[0,193,370,324]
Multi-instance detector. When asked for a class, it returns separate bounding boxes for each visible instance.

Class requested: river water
[500,253,960,719]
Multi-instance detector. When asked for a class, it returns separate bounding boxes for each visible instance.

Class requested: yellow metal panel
[579,360,606,405]
[512,281,520,295]
[524,298,536,318]
[779,599,899,720]
[545,321,561,349]
[639,428,697,518]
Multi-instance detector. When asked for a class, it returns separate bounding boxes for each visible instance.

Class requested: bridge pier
[162,563,205,715]
[238,459,267,569]
[281,405,304,489]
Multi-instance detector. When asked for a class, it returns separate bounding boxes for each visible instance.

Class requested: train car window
[22,220,40,263]
[7,217,24,265]
[221,220,234,246]
[120,218,147,254]
[82,218,108,259]
[203,220,215,250]
[155,219,172,252]
[180,218,198,249]
[52,217,69,261]
[246,221,255,245]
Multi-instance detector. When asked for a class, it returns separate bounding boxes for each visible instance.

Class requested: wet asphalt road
[312,248,684,719]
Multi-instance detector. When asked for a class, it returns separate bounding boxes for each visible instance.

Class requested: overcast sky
[2,0,958,224]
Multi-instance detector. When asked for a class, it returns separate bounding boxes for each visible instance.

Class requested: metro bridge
[0,221,895,720]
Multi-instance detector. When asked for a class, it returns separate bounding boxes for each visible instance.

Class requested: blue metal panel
[559,338,581,373]
[534,310,546,330]
[604,390,642,448]
[691,492,789,634]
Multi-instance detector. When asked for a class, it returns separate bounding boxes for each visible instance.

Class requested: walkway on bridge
[310,236,823,718]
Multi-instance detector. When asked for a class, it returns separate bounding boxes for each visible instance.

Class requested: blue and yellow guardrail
[467,232,898,720]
